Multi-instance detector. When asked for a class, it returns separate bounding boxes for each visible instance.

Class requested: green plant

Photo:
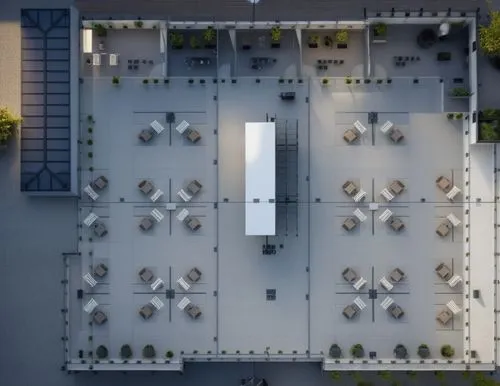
[378,370,392,381]
[271,26,281,42]
[249,350,254,354]
[134,20,143,28]
[88,152,93,158]
[165,350,174,359]
[203,26,216,43]
[480,122,500,140]
[142,344,156,358]
[322,78,329,85]
[143,79,149,84]
[455,113,464,120]
[407,370,417,379]
[451,87,471,97]
[480,7,500,56]
[417,344,430,358]
[482,108,500,119]
[93,23,107,37]
[153,79,159,84]
[336,29,348,42]
[112,76,120,85]
[87,115,94,123]
[123,24,128,29]
[190,35,201,49]
[329,344,342,358]
[87,139,93,145]
[120,344,133,359]
[373,23,387,36]
[221,350,226,354]
[376,79,383,84]
[350,344,364,358]
[308,35,320,45]
[0,107,21,144]
[440,344,455,358]
[96,345,108,359]
[89,167,94,172]
[345,76,352,84]
[324,36,333,47]
[169,31,184,48]
[446,113,454,119]
[277,350,283,354]
[330,371,341,381]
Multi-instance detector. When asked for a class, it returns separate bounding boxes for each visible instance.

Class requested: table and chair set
[343,120,404,144]
[139,119,202,144]
[82,263,109,325]
[176,267,203,319]
[435,262,463,326]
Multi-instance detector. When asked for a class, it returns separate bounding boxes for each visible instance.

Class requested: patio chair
[185,127,201,143]
[353,208,367,222]
[93,310,108,325]
[151,278,164,291]
[342,267,358,283]
[435,263,452,281]
[342,304,358,319]
[93,176,108,190]
[177,277,191,291]
[138,267,154,283]
[138,180,154,195]
[446,300,462,314]
[93,263,108,278]
[84,185,99,201]
[139,304,155,320]
[389,268,405,283]
[436,176,451,192]
[185,303,202,319]
[138,128,155,142]
[436,220,451,237]
[342,217,358,231]
[353,277,367,290]
[448,275,462,288]
[186,180,203,195]
[139,216,155,231]
[150,120,166,135]
[436,309,452,325]
[389,128,404,143]
[343,129,359,143]
[446,185,461,201]
[187,267,202,282]
[93,222,108,238]
[342,180,359,197]
[84,298,98,314]
[388,303,404,319]
[83,273,97,287]
[389,180,405,195]
[389,217,405,232]
[184,215,202,231]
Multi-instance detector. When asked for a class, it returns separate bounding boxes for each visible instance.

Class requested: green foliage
[434,371,445,381]
[373,23,387,36]
[271,26,281,42]
[87,139,93,146]
[165,350,174,359]
[480,9,500,56]
[190,35,201,49]
[417,344,430,358]
[169,31,184,48]
[120,344,132,359]
[481,108,500,119]
[440,344,455,358]
[345,76,352,84]
[308,35,320,45]
[322,78,329,85]
[446,113,454,119]
[153,79,159,84]
[329,371,341,381]
[203,27,216,43]
[336,29,349,42]
[455,113,464,120]
[324,36,333,46]
[378,370,392,381]
[93,23,107,37]
[88,127,93,133]
[112,76,120,85]
[142,344,156,358]
[350,344,364,358]
[451,87,471,96]
[134,20,143,28]
[143,79,149,84]
[479,122,500,141]
[0,107,21,144]
[328,343,342,358]
[473,372,498,386]
[96,345,108,359]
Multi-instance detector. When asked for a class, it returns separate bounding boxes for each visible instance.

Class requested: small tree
[165,350,174,359]
[0,107,21,144]
[96,345,108,359]
[112,76,120,85]
[330,371,341,381]
[350,344,364,358]
[190,35,201,49]
[328,344,342,358]
[203,27,216,44]
[93,23,107,37]
[120,344,133,359]
[143,344,156,358]
[480,8,500,57]
[336,30,349,42]
[417,344,430,359]
[271,26,281,42]
[440,344,455,358]
[134,20,144,28]
[394,344,408,359]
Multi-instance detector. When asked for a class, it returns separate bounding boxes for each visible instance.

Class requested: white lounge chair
[177,277,191,291]
[353,120,367,135]
[83,298,98,314]
[150,189,164,202]
[447,213,461,227]
[84,185,99,201]
[379,209,393,223]
[150,296,164,310]
[446,186,461,201]
[380,120,394,134]
[353,208,367,222]
[353,296,366,310]
[175,120,190,134]
[446,300,461,314]
[177,189,193,202]
[83,212,99,227]
[150,120,166,134]
[448,275,462,288]
[177,296,191,310]
[380,296,394,310]
[353,189,367,202]
[380,276,394,291]
[353,277,367,290]
[83,273,97,287]
[150,208,164,222]
[380,188,395,202]
[176,208,189,222]
[92,53,101,66]
[151,278,164,291]
[109,53,119,66]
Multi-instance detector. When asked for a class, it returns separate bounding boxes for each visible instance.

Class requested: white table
[369,203,379,211]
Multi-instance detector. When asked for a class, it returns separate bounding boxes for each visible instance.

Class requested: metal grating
[21,9,71,192]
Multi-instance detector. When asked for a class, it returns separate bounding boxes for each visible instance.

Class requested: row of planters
[92,20,156,37]
[169,28,216,50]
[307,30,349,49]
[329,343,455,359]
[80,344,175,361]
[0,107,21,148]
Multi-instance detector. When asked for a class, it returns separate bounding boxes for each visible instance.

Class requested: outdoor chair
[139,216,155,231]
[138,267,154,283]
[139,304,155,320]
[342,180,359,197]
[389,217,405,232]
[93,222,108,238]
[93,310,108,325]
[93,176,108,190]
[436,176,451,192]
[436,220,451,237]
[342,267,358,283]
[150,296,164,310]
[389,128,404,143]
[93,263,108,278]
[186,180,203,195]
[138,128,155,142]
[184,215,202,231]
[187,267,202,282]
[435,263,452,281]
[436,309,452,325]
[343,129,359,143]
[185,127,201,143]
[185,303,202,319]
[342,217,358,231]
[138,180,154,195]
[389,268,405,283]
[388,303,405,319]
[389,180,405,195]
[380,188,395,202]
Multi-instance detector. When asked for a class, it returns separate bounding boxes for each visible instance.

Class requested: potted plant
[440,344,455,358]
[372,23,387,43]
[336,29,348,48]
[480,7,500,69]
[143,79,149,84]
[446,113,454,120]
[112,76,120,85]
[322,78,329,86]
[93,23,107,38]
[134,20,143,28]
[169,31,184,49]
[393,344,408,359]
[203,26,216,49]
[450,87,471,97]
[308,34,320,48]
[0,107,21,147]
[329,344,342,358]
[190,35,201,49]
[350,343,364,358]
[345,76,352,85]
[120,344,133,359]
[417,28,437,49]
[143,344,156,358]
[271,26,281,48]
[324,35,333,47]
[165,350,174,360]
[455,113,464,120]
[96,345,108,359]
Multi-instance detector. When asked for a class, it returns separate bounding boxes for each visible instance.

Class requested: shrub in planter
[324,36,333,47]
[0,107,21,144]
[373,23,387,38]
[143,79,149,84]
[345,76,352,84]
[322,78,329,85]
[93,23,107,38]
[308,35,320,48]
[143,344,156,358]
[169,31,184,49]
[153,79,159,84]
[455,113,464,120]
[88,127,93,133]
[203,26,216,48]
[350,344,364,358]
[271,26,281,47]
[190,35,201,49]
[437,52,451,61]
[393,344,408,359]
[417,344,430,358]
[330,371,341,380]
[376,79,383,84]
[336,30,349,43]
[112,76,120,85]
[450,87,470,97]
[96,345,108,359]
[329,344,342,358]
[134,20,143,28]
[440,344,455,358]
[417,28,437,49]
[165,350,174,359]
[87,115,94,123]
[479,122,500,141]
[446,113,454,119]
[480,9,500,59]
[120,344,133,359]
[87,139,93,145]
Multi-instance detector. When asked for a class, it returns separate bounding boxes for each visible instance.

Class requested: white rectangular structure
[245,122,276,236]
